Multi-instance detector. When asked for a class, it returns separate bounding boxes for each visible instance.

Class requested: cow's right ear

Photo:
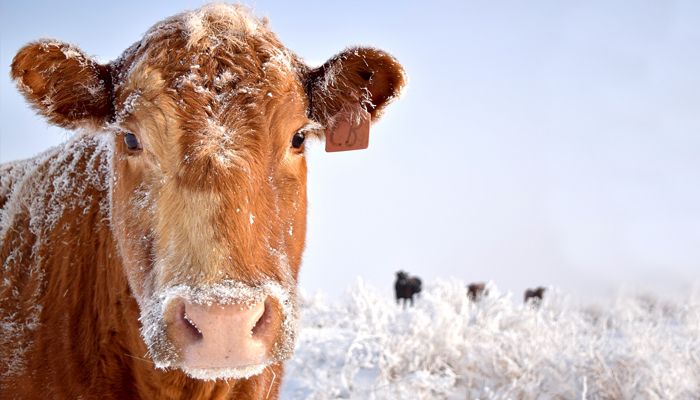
[11,40,114,130]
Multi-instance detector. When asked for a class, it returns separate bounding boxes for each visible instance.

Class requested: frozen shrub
[281,279,700,399]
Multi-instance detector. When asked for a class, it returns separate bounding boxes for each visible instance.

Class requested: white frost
[281,280,700,399]
[0,132,113,379]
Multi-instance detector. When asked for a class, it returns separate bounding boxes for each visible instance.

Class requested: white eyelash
[296,121,323,135]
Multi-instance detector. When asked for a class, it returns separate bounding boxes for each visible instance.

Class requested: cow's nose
[166,297,275,369]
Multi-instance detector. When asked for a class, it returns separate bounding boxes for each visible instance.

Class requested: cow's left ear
[11,40,114,130]
[306,47,406,137]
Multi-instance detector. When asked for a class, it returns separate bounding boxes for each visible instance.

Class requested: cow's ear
[11,40,114,130]
[306,47,406,129]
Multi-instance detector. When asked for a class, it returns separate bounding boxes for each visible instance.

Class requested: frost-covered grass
[280,279,700,399]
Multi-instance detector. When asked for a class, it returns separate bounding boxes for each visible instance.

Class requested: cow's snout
[166,297,276,369]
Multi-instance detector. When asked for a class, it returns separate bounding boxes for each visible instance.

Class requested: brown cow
[0,4,405,399]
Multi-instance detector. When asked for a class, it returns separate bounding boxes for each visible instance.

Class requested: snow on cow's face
[11,4,405,379]
[108,6,311,377]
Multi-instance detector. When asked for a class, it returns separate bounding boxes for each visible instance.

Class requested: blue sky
[1,1,699,300]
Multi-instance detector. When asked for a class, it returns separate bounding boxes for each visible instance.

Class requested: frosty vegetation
[280,280,699,399]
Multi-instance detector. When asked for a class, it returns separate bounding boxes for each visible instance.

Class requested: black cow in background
[524,286,546,307]
[467,282,488,302]
[395,271,422,307]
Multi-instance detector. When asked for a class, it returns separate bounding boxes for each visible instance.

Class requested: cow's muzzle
[165,296,276,370]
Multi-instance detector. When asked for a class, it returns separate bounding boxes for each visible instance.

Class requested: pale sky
[1,0,699,300]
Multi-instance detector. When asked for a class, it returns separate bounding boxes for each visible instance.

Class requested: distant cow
[467,282,488,301]
[395,271,422,307]
[524,287,546,306]
[0,4,405,399]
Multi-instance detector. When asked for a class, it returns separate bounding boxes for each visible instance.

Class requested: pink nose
[167,298,274,369]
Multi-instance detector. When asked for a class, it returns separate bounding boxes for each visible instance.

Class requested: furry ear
[11,40,114,130]
[306,47,406,127]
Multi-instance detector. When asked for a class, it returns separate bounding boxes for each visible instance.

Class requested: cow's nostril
[251,299,271,338]
[178,304,203,341]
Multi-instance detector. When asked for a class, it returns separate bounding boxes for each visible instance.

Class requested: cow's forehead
[113,4,302,101]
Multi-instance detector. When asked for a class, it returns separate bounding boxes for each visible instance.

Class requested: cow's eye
[291,131,305,149]
[124,132,141,151]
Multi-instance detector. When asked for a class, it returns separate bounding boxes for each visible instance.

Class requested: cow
[394,271,422,307]
[524,287,546,306]
[467,282,488,302]
[0,4,405,399]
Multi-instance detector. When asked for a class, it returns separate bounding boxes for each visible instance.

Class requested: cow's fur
[0,4,405,399]
[394,271,422,307]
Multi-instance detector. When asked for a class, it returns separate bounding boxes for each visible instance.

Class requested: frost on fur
[0,133,113,379]
[11,40,113,130]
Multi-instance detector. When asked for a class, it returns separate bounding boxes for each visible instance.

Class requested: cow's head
[396,270,408,281]
[11,4,405,380]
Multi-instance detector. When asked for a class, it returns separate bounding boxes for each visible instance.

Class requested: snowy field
[280,280,700,399]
